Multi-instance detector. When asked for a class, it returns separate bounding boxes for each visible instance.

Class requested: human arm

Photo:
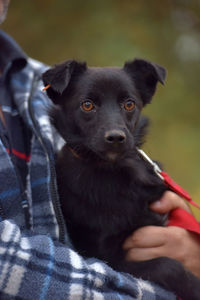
[123,191,200,278]
[0,219,176,300]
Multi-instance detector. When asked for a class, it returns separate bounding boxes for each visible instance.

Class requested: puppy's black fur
[43,59,200,300]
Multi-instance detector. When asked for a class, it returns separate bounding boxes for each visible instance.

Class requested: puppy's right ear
[42,60,87,104]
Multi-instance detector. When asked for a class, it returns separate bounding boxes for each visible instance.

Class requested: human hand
[123,191,200,278]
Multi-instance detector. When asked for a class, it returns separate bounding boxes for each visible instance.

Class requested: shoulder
[27,57,49,74]
[10,57,49,94]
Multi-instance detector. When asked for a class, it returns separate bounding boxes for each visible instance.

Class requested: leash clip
[137,148,200,210]
[136,148,164,180]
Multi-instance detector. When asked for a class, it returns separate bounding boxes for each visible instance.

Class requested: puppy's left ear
[123,59,166,105]
[42,60,87,104]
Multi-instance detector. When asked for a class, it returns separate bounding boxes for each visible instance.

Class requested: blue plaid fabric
[0,51,177,299]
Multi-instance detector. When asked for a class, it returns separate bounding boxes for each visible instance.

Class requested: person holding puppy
[0,1,199,299]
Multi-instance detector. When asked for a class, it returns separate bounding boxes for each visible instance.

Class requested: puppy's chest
[59,165,156,232]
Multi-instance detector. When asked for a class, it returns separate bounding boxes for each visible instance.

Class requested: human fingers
[124,226,189,262]
[125,246,164,262]
[124,225,200,279]
[123,226,167,251]
[150,191,191,214]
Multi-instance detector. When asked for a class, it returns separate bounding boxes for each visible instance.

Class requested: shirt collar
[0,30,27,76]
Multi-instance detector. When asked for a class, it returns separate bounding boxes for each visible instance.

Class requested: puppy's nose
[104,130,126,144]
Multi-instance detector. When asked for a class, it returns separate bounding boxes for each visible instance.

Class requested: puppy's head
[42,58,166,163]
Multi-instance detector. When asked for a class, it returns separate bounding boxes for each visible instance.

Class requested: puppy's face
[59,67,142,161]
[43,59,166,162]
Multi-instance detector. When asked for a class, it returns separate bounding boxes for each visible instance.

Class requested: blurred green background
[2,0,200,217]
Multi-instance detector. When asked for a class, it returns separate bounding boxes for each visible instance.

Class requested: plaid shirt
[0,31,176,300]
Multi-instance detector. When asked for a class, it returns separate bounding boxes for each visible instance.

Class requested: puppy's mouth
[69,143,129,164]
[68,144,122,163]
[96,149,125,163]
[105,151,120,162]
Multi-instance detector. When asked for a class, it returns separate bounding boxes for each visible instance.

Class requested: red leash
[137,148,200,235]
[160,171,200,210]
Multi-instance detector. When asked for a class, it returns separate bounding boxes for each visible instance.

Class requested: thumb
[150,191,192,214]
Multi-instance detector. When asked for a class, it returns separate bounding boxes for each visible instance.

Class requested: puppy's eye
[123,99,135,111]
[81,100,95,112]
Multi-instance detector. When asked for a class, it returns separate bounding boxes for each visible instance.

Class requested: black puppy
[42,59,200,300]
